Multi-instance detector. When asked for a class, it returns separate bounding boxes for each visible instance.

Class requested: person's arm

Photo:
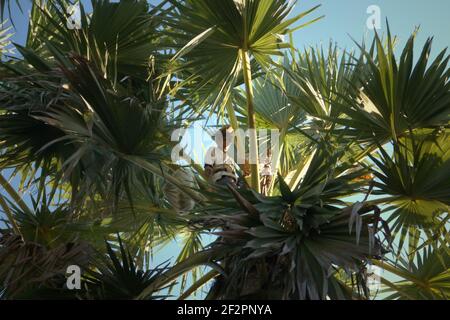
[204,147,215,179]
[204,164,214,178]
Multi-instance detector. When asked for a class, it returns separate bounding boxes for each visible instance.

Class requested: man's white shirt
[205,146,236,167]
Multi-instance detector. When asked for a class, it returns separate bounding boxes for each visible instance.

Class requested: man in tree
[204,125,239,187]
[260,147,273,195]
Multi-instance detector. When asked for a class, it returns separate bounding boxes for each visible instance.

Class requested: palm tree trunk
[241,49,260,193]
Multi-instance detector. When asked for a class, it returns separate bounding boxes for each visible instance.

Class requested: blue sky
[293,0,450,52]
[5,0,450,56]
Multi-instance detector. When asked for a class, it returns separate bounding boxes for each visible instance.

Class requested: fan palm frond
[376,246,450,300]
[369,129,450,255]
[0,19,13,57]
[82,236,170,300]
[332,26,450,143]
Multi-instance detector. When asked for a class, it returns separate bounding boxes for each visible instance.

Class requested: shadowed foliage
[0,0,448,301]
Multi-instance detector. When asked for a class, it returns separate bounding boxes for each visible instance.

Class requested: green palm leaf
[332,26,450,142]
[376,246,450,300]
[82,236,170,300]
[0,20,12,57]
[165,0,323,111]
[369,130,450,255]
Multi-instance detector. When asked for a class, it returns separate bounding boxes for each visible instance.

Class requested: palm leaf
[332,26,450,142]
[369,130,450,255]
[164,0,323,114]
[376,246,450,300]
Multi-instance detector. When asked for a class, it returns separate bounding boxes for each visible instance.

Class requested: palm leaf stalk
[0,174,28,236]
[0,194,21,236]
[241,48,260,191]
[0,174,29,213]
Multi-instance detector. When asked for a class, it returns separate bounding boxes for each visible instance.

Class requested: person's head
[214,125,234,151]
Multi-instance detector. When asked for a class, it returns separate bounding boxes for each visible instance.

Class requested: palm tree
[163,0,323,192]
[0,0,449,300]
